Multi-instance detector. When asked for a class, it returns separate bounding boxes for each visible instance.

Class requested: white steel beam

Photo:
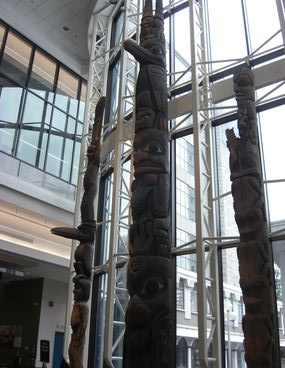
[189,0,221,366]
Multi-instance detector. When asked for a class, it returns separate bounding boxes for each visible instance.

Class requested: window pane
[113,12,124,47]
[30,49,56,96]
[1,31,32,85]
[208,0,247,70]
[267,182,285,222]
[259,106,285,181]
[78,81,87,121]
[46,135,63,177]
[0,86,22,154]
[52,108,67,133]
[71,141,80,185]
[61,138,73,181]
[245,0,283,53]
[55,66,79,114]
[16,92,44,165]
[108,61,121,126]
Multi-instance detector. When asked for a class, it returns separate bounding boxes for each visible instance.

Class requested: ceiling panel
[1,0,95,70]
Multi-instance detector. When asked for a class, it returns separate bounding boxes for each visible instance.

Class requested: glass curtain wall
[89,0,285,367]
[0,21,86,185]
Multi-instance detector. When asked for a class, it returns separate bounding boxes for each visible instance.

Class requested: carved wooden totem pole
[123,0,173,367]
[51,97,106,368]
[226,66,278,367]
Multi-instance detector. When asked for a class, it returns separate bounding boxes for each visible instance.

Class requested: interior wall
[35,278,68,368]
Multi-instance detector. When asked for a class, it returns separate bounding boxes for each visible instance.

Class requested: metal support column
[276,0,285,46]
[189,0,221,366]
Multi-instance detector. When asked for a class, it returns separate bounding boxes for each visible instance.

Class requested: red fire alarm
[48,301,54,307]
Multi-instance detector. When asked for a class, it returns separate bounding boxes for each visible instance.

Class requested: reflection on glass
[0,87,22,122]
[52,108,67,132]
[16,92,44,165]
[0,86,22,154]
[67,117,76,135]
[1,31,32,85]
[245,0,282,53]
[30,50,56,95]
[38,129,48,170]
[55,66,79,113]
[17,129,40,166]
[46,134,63,177]
[61,138,73,181]
[78,81,87,121]
[71,141,80,185]
[208,0,247,70]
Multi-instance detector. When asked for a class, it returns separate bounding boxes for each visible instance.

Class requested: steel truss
[85,0,141,366]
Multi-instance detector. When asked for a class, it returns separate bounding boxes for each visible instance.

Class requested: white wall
[36,279,68,368]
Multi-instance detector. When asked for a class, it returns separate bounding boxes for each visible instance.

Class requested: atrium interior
[0,0,285,367]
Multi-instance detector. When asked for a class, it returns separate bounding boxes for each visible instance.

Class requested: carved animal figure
[123,1,173,367]
[226,66,278,367]
[51,97,106,368]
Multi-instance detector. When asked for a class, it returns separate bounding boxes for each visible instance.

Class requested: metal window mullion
[189,1,208,367]
[276,0,285,46]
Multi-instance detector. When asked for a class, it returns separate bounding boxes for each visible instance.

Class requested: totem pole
[51,97,106,368]
[122,0,173,367]
[226,66,279,367]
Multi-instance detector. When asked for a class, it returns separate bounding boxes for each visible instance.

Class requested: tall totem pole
[123,0,173,367]
[226,66,279,367]
[51,97,106,368]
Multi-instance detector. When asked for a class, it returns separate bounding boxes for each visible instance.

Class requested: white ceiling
[0,247,70,284]
[0,0,96,76]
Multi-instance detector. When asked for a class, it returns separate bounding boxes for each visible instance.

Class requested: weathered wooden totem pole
[226,66,278,367]
[51,97,106,368]
[123,0,173,367]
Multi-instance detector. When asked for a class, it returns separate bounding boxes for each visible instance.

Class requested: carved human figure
[226,66,278,367]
